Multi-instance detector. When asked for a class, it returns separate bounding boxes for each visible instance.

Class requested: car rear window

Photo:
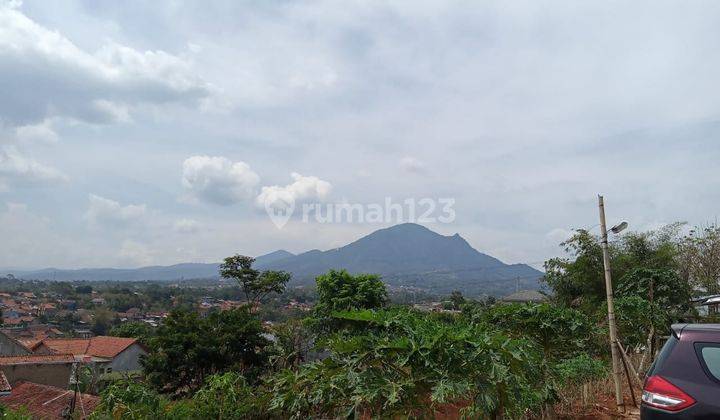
[699,346,720,381]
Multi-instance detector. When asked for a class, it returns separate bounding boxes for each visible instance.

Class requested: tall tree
[679,225,720,294]
[219,255,291,307]
[543,229,606,306]
[449,290,465,310]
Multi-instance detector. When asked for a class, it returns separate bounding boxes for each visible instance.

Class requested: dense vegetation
[7,223,720,418]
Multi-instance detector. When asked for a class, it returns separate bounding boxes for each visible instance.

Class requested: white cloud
[173,218,200,233]
[256,172,332,209]
[399,156,427,174]
[85,194,147,228]
[0,4,209,126]
[15,120,58,143]
[181,155,260,205]
[0,146,67,189]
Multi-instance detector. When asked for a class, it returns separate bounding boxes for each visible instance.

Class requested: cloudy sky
[1,0,719,269]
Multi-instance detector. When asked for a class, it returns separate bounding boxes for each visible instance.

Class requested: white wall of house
[108,344,146,372]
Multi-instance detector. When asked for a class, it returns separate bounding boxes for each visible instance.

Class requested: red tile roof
[38,339,90,355]
[39,336,139,358]
[0,354,75,365]
[0,381,99,419]
[86,336,138,358]
[16,337,43,349]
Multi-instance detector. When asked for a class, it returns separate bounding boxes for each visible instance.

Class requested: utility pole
[598,195,624,411]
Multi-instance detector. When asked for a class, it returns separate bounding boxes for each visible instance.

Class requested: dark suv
[641,324,720,419]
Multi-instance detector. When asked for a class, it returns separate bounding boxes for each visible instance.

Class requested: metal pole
[598,195,624,411]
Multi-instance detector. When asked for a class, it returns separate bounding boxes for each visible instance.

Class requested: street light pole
[598,195,624,411]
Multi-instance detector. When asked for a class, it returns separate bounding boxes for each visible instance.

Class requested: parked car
[641,324,720,419]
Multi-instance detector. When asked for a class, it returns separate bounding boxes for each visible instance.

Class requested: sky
[1,0,720,270]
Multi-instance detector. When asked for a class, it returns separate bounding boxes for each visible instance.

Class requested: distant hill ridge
[3,223,543,296]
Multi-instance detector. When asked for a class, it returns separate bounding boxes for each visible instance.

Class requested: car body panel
[641,324,720,419]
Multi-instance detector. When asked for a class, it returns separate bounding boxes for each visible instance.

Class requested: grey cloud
[0,4,210,126]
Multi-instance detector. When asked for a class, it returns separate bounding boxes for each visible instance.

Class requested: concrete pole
[598,195,624,411]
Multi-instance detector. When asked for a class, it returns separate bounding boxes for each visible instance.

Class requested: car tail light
[642,375,696,411]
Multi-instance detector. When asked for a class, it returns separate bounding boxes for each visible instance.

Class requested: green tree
[219,255,291,306]
[616,267,691,311]
[75,285,93,294]
[269,319,313,370]
[91,308,114,336]
[142,308,268,394]
[449,290,465,310]
[110,322,155,346]
[543,229,606,306]
[313,270,387,317]
[679,224,720,293]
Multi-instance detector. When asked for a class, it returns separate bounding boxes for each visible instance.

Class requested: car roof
[671,323,720,339]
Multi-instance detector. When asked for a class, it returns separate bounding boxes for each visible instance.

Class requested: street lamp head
[610,221,628,234]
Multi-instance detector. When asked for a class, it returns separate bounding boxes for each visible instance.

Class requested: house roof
[501,290,548,303]
[0,354,75,365]
[39,338,91,355]
[0,371,10,393]
[0,381,99,419]
[86,336,139,358]
[16,338,43,349]
[40,336,139,358]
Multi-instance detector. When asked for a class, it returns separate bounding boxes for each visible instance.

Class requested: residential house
[91,297,106,306]
[5,325,65,350]
[33,336,147,374]
[0,331,31,357]
[0,354,74,388]
[694,294,720,316]
[38,303,58,317]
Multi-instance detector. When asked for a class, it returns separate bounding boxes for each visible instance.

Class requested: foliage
[553,354,607,386]
[90,308,115,336]
[313,270,387,317]
[613,296,668,349]
[219,255,291,306]
[75,285,93,294]
[482,303,595,359]
[544,225,688,308]
[0,405,31,420]
[109,322,155,346]
[678,224,720,293]
[91,380,169,420]
[543,229,606,306]
[616,267,691,310]
[182,372,269,419]
[268,319,313,370]
[269,308,545,419]
[449,290,465,310]
[142,308,268,394]
[92,373,272,420]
